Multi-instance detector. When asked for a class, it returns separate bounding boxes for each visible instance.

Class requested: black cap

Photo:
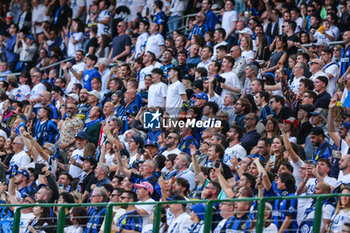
[75,131,88,140]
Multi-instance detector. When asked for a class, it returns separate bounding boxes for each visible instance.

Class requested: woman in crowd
[327,186,350,232]
[261,118,281,142]
[241,35,255,63]
[255,34,270,62]
[26,200,53,233]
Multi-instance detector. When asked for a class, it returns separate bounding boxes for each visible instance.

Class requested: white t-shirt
[64,226,84,233]
[221,10,238,34]
[329,209,350,233]
[32,4,49,34]
[165,80,186,118]
[67,32,84,57]
[19,212,35,233]
[306,176,337,195]
[162,148,181,158]
[289,76,304,94]
[145,33,165,57]
[223,144,247,166]
[15,85,31,101]
[135,32,149,58]
[220,71,241,99]
[310,70,328,82]
[30,83,46,108]
[167,212,193,233]
[10,150,31,169]
[71,0,85,20]
[97,10,111,35]
[139,65,154,89]
[337,173,350,188]
[295,17,304,33]
[324,62,339,96]
[148,82,168,108]
[313,29,335,43]
[241,50,255,63]
[213,219,227,233]
[290,159,304,187]
[66,61,87,93]
[68,148,84,179]
[136,198,155,228]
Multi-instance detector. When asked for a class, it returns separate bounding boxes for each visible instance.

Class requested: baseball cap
[87,90,101,100]
[192,203,206,221]
[238,27,254,36]
[340,122,350,130]
[16,169,29,180]
[299,104,315,113]
[67,93,79,102]
[310,108,327,122]
[6,12,14,19]
[75,131,88,140]
[195,92,209,102]
[144,139,158,147]
[134,181,154,194]
[283,117,299,128]
[26,35,35,41]
[81,156,98,167]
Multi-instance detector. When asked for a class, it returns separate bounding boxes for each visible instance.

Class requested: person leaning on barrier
[115,190,143,233]
[85,187,108,233]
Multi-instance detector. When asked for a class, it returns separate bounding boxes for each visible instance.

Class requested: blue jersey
[116,101,138,134]
[153,11,168,38]
[116,210,143,232]
[224,213,252,232]
[313,141,332,161]
[340,45,350,78]
[272,191,298,233]
[188,24,208,40]
[33,119,59,146]
[84,207,106,233]
[83,69,101,91]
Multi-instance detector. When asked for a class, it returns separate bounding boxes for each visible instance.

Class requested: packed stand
[1,0,350,232]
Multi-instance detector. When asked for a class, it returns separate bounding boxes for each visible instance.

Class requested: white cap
[87,90,101,100]
[238,27,254,36]
[67,93,79,103]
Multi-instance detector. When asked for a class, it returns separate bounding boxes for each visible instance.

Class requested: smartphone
[269,155,276,169]
[34,163,45,175]
[215,160,221,168]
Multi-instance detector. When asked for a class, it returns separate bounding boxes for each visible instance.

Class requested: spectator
[110,21,131,62]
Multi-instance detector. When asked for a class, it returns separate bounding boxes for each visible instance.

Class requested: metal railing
[4,193,350,233]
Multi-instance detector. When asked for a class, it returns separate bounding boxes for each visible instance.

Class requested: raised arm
[282,125,300,163]
[189,144,206,185]
[213,165,235,198]
[253,158,272,192]
[328,98,341,147]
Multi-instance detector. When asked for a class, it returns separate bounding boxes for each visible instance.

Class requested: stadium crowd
[0,0,350,232]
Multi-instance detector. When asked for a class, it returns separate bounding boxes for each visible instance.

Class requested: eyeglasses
[307,10,315,12]
[269,101,275,104]
[167,136,174,139]
[120,196,129,200]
